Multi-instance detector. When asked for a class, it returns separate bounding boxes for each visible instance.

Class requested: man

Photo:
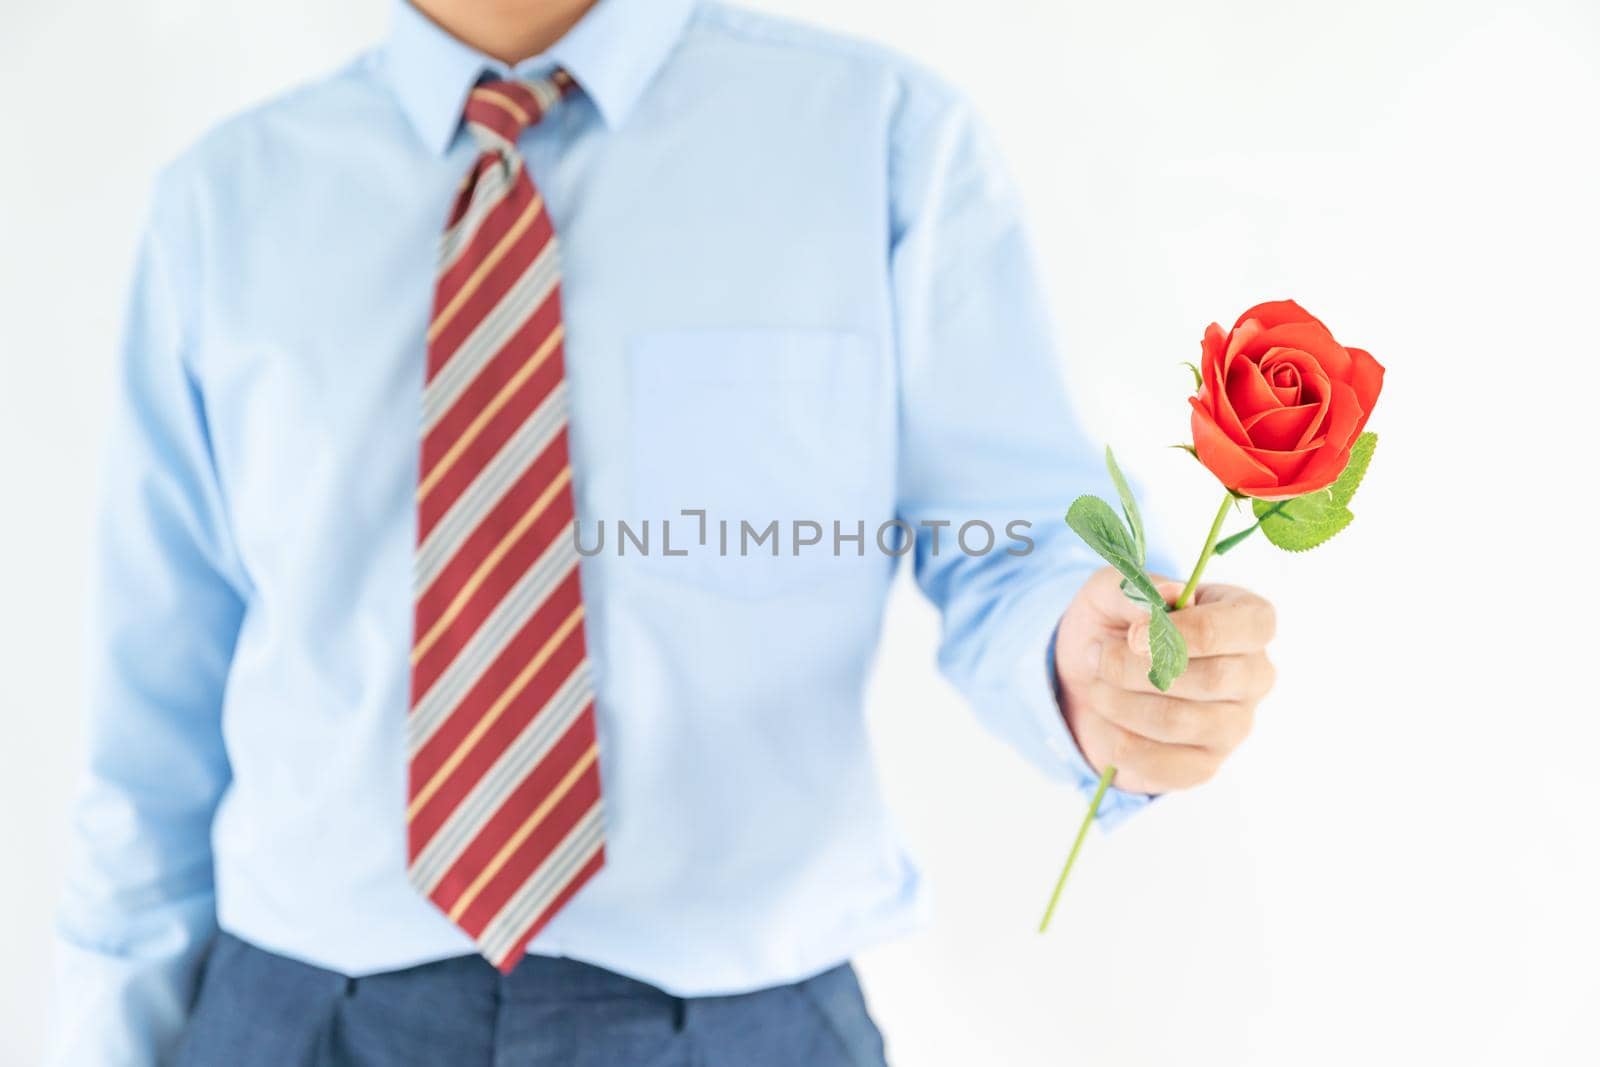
[54,0,1277,1062]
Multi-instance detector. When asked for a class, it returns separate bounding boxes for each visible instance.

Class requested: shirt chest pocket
[623,328,885,599]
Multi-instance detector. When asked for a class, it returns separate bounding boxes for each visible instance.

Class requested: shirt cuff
[1030,615,1154,828]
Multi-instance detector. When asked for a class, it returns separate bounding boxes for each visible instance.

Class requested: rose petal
[1317,379,1363,453]
[1264,445,1353,498]
[1255,350,1332,448]
[1223,318,1264,369]
[1267,362,1301,405]
[1200,323,1227,379]
[1195,322,1228,409]
[1295,396,1330,449]
[1259,347,1330,404]
[1190,399,1277,491]
[1211,319,1268,439]
[1242,441,1318,484]
[1260,381,1366,496]
[1347,346,1385,433]
[1232,462,1315,498]
[1232,299,1327,333]
[1245,460,1346,500]
[1242,402,1320,451]
[1251,323,1352,379]
[1226,353,1283,418]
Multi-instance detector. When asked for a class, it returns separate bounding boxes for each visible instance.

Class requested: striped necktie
[405,71,605,973]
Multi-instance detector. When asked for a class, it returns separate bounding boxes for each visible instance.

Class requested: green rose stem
[1038,763,1115,932]
[1174,492,1235,610]
[1039,490,1235,932]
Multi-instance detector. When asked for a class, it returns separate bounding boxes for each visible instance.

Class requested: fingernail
[1128,622,1150,656]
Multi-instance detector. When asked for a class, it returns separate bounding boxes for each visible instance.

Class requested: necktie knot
[463,71,576,154]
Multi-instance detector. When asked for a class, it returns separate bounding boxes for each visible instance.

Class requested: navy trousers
[174,933,888,1066]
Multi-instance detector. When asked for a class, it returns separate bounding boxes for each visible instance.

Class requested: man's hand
[1054,567,1277,795]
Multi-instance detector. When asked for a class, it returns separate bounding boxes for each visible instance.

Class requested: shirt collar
[384,0,697,155]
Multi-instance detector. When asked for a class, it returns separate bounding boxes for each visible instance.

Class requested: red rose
[1189,300,1384,500]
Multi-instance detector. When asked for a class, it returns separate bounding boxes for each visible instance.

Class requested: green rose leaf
[1212,520,1262,556]
[1253,490,1353,551]
[1145,602,1188,691]
[1104,446,1146,567]
[1066,495,1190,690]
[1251,432,1378,553]
[1065,495,1163,606]
[1330,431,1377,507]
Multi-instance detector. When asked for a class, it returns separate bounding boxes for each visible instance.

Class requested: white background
[3,0,1597,1064]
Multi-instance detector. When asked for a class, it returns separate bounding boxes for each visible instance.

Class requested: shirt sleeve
[889,85,1152,826]
[50,172,246,1066]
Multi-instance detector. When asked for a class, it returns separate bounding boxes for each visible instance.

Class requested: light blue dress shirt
[54,0,1156,1061]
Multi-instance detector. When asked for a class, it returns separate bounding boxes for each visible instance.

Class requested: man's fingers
[1096,639,1274,700]
[1064,579,1276,794]
[1193,582,1269,608]
[1128,587,1276,657]
[1085,567,1182,624]
[1080,680,1254,747]
[1075,717,1222,793]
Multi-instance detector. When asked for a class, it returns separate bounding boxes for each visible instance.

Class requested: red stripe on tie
[416,428,570,625]
[427,708,598,917]
[408,634,589,860]
[453,750,601,938]
[490,845,605,973]
[409,569,586,798]
[407,661,591,862]
[429,194,555,375]
[458,758,602,940]
[433,174,538,328]
[464,95,529,147]
[417,332,566,542]
[409,485,577,700]
[421,282,562,478]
